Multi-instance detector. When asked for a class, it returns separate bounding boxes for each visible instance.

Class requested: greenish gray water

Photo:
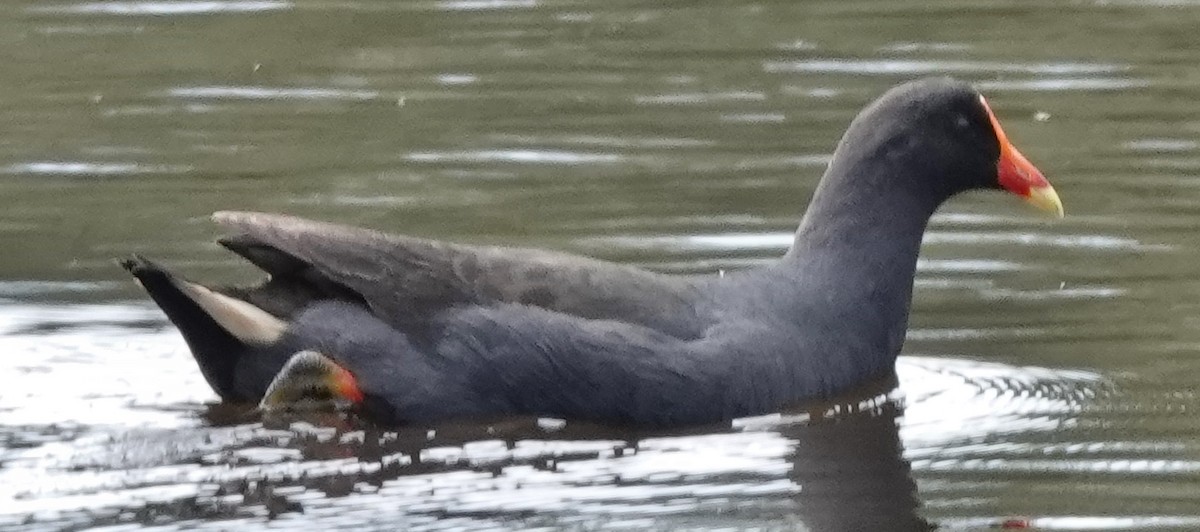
[4,1,1200,530]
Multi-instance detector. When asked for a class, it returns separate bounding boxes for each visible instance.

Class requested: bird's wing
[211,211,701,337]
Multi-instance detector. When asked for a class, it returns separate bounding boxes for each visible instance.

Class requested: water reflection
[592,230,1167,253]
[0,309,1115,530]
[2,371,929,530]
[762,59,1124,75]
[28,1,294,16]
[165,86,380,101]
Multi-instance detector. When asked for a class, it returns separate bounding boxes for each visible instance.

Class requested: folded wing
[212,211,703,338]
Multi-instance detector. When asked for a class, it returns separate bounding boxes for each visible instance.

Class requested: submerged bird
[122,77,1063,427]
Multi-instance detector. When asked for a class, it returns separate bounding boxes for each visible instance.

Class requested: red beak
[980,95,1064,218]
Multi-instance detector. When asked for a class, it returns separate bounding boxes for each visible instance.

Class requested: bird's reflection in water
[781,401,930,531]
[189,374,930,530]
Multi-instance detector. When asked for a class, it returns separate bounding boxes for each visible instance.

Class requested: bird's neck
[790,155,943,258]
[780,154,947,373]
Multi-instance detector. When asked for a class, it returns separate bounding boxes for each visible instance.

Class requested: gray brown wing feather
[211,211,703,338]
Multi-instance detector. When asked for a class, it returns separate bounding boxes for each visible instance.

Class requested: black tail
[121,255,285,402]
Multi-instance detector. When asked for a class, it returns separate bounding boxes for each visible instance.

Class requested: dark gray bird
[122,77,1063,427]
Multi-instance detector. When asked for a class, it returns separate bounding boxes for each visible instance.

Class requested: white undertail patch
[175,279,287,345]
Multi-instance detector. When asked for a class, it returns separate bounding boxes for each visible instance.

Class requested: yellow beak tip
[1026,185,1064,219]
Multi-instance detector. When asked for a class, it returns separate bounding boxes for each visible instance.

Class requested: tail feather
[120,255,286,401]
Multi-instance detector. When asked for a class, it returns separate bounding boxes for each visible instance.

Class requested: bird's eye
[954,115,971,129]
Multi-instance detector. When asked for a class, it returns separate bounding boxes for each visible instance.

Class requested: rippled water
[5,0,1200,530]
